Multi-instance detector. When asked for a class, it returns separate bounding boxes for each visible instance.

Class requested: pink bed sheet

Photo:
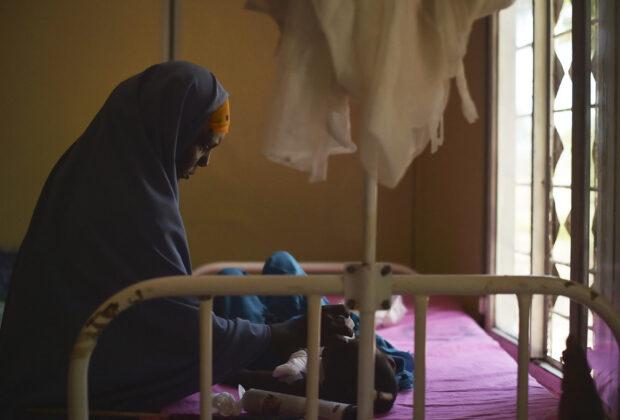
[158,297,559,419]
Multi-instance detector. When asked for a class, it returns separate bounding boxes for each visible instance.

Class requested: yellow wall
[0,0,415,269]
[177,0,414,267]
[0,0,488,298]
[411,20,490,316]
[0,0,165,248]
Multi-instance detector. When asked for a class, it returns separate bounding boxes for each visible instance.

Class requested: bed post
[305,295,322,420]
[199,297,214,420]
[413,295,429,420]
[516,294,532,420]
[356,172,379,420]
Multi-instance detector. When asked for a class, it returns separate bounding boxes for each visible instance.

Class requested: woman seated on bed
[0,62,353,418]
[215,251,413,414]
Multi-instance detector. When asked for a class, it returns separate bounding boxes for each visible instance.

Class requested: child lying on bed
[214,251,413,414]
[224,310,399,414]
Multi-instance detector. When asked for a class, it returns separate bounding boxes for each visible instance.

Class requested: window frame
[486,0,614,372]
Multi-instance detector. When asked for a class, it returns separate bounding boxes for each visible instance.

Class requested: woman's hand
[268,304,355,361]
[268,316,306,362]
[320,304,355,344]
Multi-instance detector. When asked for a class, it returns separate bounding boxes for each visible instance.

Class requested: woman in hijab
[0,62,307,417]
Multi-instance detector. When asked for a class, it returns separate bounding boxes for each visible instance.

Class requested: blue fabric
[214,251,413,391]
[349,313,414,390]
[213,268,268,322]
[214,251,329,325]
[0,62,271,416]
[261,251,314,322]
[214,251,323,370]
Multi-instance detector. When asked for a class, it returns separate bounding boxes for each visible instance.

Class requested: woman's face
[176,128,225,180]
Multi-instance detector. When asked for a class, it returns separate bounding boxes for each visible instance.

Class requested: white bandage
[273,349,308,384]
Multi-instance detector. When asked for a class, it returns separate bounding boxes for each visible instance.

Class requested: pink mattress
[157,297,559,419]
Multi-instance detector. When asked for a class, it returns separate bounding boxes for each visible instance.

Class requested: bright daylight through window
[494,0,599,366]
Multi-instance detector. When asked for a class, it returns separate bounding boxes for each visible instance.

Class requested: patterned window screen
[495,0,600,365]
[546,0,598,363]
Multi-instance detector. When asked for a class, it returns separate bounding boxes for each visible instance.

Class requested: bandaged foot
[273,349,310,384]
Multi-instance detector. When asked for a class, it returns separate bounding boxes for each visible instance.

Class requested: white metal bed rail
[68,272,620,420]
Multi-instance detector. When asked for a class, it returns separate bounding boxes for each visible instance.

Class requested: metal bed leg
[357,159,379,420]
[200,297,214,420]
[68,348,91,420]
[357,309,377,420]
[516,294,532,420]
[305,295,322,420]
[414,295,429,420]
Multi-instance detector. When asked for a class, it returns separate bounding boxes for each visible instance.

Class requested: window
[493,0,607,368]
[495,0,534,340]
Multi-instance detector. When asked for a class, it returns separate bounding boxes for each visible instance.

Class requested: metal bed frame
[68,176,620,420]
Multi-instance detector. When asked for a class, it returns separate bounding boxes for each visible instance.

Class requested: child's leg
[261,251,329,323]
[213,268,268,323]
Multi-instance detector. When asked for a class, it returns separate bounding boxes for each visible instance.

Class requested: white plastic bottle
[241,388,357,420]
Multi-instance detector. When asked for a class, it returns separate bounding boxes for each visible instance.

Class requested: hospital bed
[67,176,620,420]
[156,293,560,420]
